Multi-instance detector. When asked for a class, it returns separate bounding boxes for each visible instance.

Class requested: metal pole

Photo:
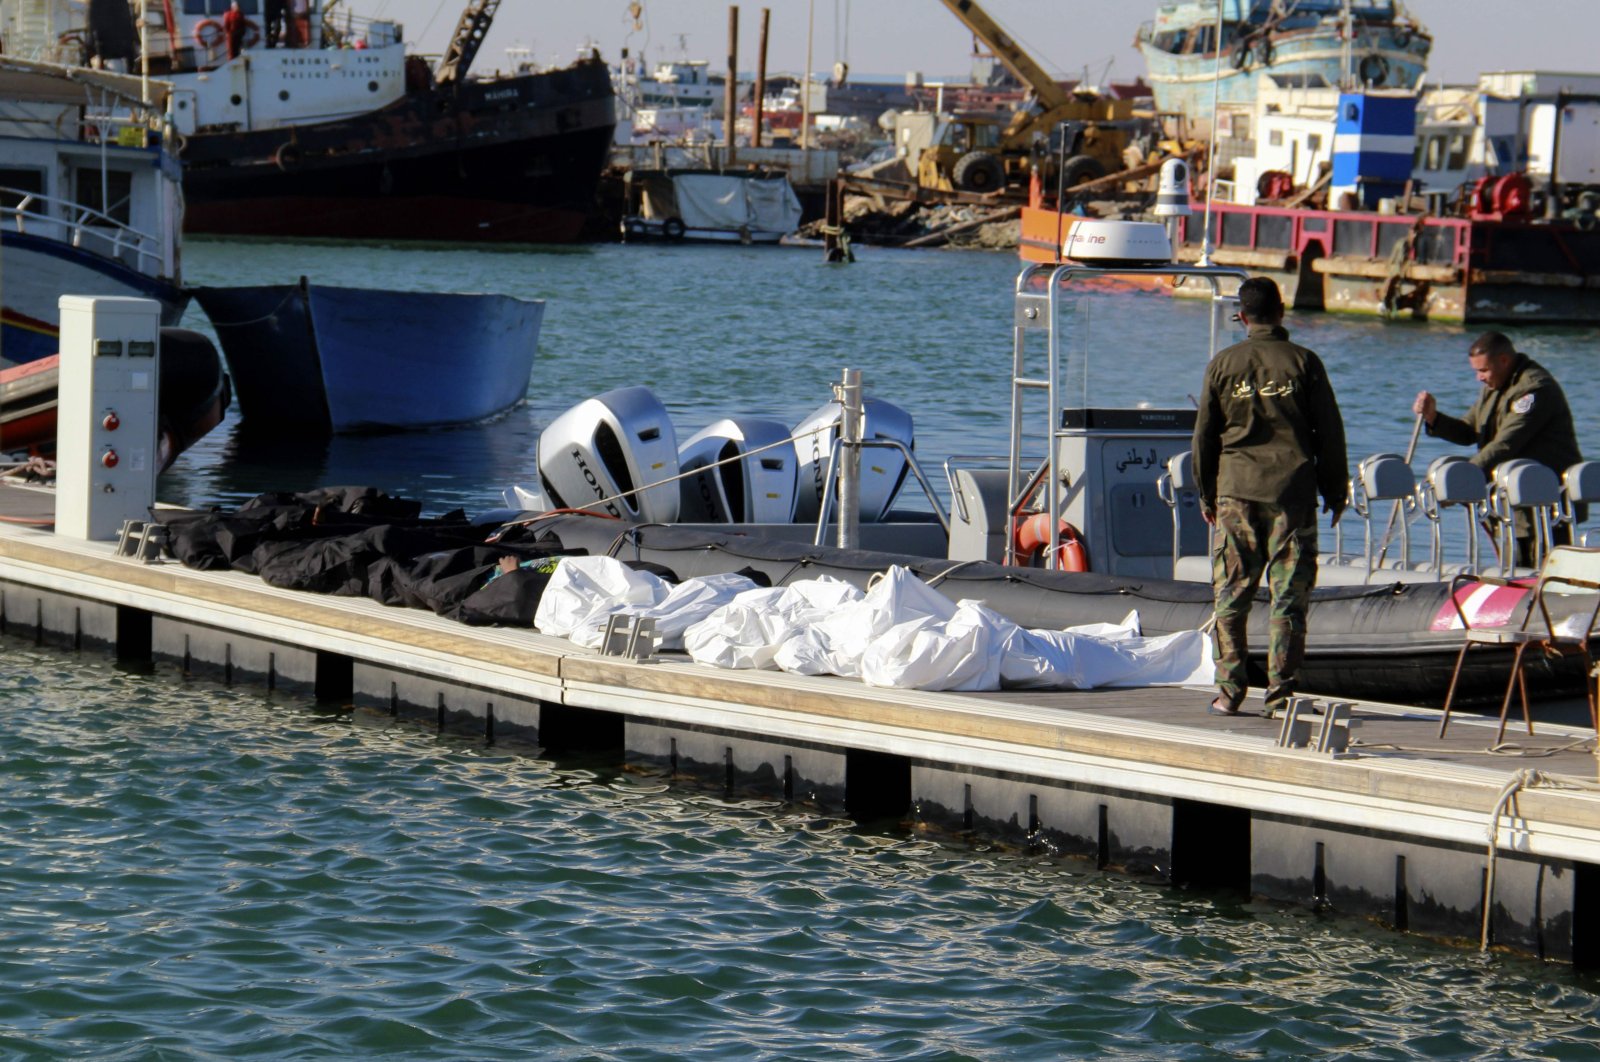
[837,368,862,550]
[724,6,739,169]
[753,8,769,149]
[1197,0,1224,266]
[139,0,151,104]
[801,0,814,149]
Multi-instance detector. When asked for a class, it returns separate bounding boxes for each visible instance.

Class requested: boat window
[1333,219,1372,257]
[1220,211,1252,248]
[1413,139,1425,169]
[73,169,134,226]
[1376,221,1412,259]
[1414,225,1457,265]
[1446,133,1468,170]
[1256,213,1292,249]
[1425,136,1443,171]
[1269,129,1283,146]
[0,168,46,211]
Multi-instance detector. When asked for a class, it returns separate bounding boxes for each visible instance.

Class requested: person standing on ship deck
[1413,332,1583,568]
[264,0,286,48]
[1193,277,1348,716]
[222,1,247,60]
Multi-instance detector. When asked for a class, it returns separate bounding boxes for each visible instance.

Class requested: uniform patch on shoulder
[1512,393,1536,415]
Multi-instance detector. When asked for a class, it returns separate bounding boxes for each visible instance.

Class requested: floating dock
[2,480,1597,965]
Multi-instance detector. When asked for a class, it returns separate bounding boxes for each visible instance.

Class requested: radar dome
[1061,219,1173,266]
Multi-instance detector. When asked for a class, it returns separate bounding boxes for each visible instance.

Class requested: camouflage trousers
[1211,496,1319,709]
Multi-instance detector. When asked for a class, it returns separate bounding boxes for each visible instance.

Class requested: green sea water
[5,238,1600,1056]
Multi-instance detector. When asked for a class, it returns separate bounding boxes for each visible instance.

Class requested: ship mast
[435,0,502,85]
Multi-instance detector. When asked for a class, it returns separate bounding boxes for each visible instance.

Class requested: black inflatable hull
[532,515,1589,706]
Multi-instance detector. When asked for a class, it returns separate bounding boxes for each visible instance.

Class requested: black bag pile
[152,487,579,626]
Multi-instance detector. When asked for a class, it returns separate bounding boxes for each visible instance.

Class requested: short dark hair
[1469,331,1515,360]
[1237,277,1284,321]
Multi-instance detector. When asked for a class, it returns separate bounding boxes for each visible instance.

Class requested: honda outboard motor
[537,385,680,522]
[678,417,798,523]
[791,396,914,523]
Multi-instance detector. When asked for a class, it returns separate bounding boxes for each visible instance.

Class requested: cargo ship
[2,0,617,244]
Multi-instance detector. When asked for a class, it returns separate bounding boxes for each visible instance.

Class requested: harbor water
[5,238,1600,1056]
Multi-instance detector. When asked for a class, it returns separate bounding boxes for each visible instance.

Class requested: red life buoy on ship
[1013,514,1090,572]
[194,18,224,49]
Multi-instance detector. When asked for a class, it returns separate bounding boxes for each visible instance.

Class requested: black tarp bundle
[153,489,578,625]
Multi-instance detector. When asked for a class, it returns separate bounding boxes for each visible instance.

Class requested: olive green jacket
[1193,323,1348,519]
[1427,353,1582,476]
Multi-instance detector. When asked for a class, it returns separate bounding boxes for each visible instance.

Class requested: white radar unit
[1060,219,1173,266]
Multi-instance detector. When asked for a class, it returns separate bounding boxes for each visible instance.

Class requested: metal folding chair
[1437,546,1600,741]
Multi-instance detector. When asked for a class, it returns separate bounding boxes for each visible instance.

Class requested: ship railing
[1,188,166,276]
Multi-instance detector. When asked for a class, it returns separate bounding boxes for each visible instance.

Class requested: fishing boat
[0,56,187,367]
[1136,0,1430,123]
[0,328,231,471]
[508,220,1598,705]
[1,1,617,243]
[191,279,543,434]
[620,170,803,244]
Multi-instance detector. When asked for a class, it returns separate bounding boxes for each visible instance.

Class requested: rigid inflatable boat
[511,222,1597,704]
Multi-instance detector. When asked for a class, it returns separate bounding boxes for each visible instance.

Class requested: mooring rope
[203,288,306,329]
[1480,767,1600,951]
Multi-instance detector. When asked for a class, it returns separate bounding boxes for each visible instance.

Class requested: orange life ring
[1013,514,1090,572]
[194,18,224,49]
[198,16,261,52]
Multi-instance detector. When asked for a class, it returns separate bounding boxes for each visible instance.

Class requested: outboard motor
[791,396,914,523]
[537,385,680,522]
[678,417,798,523]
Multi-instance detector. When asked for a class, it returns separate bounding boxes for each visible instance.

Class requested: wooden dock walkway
[2,480,1597,963]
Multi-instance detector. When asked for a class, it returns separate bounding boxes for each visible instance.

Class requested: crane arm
[435,0,502,85]
[935,0,1070,111]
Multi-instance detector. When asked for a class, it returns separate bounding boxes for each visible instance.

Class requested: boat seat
[1419,456,1489,573]
[1563,460,1600,547]
[1438,545,1600,742]
[1157,450,1210,576]
[1332,452,1418,576]
[1489,459,1562,576]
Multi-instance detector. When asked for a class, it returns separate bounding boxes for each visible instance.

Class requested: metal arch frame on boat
[1007,259,1250,573]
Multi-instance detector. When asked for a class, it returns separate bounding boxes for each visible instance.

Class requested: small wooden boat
[191,279,543,434]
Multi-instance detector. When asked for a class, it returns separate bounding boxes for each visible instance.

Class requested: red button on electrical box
[101,449,119,469]
[103,411,120,431]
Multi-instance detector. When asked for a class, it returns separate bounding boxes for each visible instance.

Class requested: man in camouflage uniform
[1194,277,1348,715]
[1413,332,1583,567]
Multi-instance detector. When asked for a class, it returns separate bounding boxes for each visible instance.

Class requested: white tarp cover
[537,558,1213,692]
[533,556,757,651]
[668,173,803,235]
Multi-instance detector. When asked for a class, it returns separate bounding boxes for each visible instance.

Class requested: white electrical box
[55,296,161,541]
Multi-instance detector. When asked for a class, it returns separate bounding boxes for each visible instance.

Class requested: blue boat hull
[193,282,543,433]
